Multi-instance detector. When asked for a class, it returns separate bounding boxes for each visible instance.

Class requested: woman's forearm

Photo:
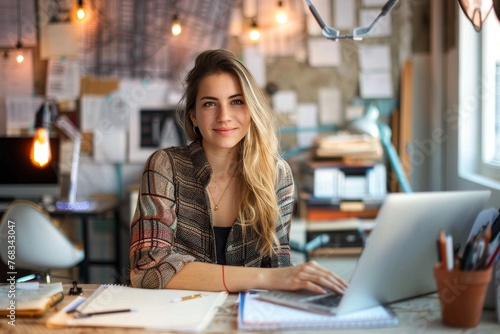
[164,261,348,294]
[165,262,272,291]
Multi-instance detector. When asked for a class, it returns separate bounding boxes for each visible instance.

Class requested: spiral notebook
[47,285,227,331]
[238,291,398,330]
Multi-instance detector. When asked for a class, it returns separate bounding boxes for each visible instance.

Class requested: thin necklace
[208,173,235,211]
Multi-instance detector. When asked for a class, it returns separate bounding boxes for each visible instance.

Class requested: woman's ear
[189,111,196,126]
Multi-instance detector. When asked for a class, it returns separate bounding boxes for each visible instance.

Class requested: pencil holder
[433,264,492,328]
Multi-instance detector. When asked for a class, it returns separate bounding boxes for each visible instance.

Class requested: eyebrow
[199,93,243,101]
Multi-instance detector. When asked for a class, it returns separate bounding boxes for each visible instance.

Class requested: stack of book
[312,132,383,162]
[297,133,388,255]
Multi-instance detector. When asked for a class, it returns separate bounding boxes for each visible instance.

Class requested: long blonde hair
[179,49,281,257]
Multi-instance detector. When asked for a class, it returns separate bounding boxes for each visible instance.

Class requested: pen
[438,230,447,269]
[171,293,203,303]
[74,309,134,318]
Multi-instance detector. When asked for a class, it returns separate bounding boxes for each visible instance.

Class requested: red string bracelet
[221,264,229,292]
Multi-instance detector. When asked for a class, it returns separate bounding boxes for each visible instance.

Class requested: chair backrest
[0,200,84,271]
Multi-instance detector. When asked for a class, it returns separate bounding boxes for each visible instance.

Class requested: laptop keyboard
[309,293,343,307]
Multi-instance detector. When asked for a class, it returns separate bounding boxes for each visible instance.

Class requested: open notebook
[238,291,398,330]
[47,285,227,332]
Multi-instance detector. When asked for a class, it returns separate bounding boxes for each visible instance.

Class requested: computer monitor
[0,136,60,200]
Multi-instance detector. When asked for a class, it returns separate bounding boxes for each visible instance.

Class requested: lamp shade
[458,0,493,32]
[347,104,380,138]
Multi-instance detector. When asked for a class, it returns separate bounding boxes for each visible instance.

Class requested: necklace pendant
[214,205,219,211]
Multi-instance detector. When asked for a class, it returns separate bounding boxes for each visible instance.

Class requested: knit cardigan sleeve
[129,149,196,289]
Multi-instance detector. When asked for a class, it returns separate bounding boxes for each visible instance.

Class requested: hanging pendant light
[15,0,24,63]
[458,0,494,32]
[249,18,260,41]
[276,1,288,24]
[76,0,86,20]
[171,13,182,36]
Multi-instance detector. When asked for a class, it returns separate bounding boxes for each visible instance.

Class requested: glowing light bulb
[31,128,52,168]
[15,50,24,63]
[276,1,287,24]
[249,20,260,41]
[76,7,86,20]
[76,0,86,21]
[172,14,181,36]
[15,41,23,63]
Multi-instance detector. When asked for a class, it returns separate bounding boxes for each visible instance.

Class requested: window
[480,15,500,177]
[458,11,500,188]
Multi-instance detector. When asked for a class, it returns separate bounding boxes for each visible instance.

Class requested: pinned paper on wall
[308,38,341,67]
[358,45,391,71]
[46,58,81,102]
[359,72,393,98]
[297,103,319,148]
[5,96,44,135]
[318,87,342,125]
[40,23,79,59]
[272,90,297,114]
[243,46,266,87]
[334,0,356,30]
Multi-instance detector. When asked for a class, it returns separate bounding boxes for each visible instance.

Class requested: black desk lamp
[32,99,82,206]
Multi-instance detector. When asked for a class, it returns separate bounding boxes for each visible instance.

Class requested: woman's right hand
[265,261,349,294]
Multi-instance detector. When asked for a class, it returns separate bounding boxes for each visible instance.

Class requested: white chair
[0,200,84,283]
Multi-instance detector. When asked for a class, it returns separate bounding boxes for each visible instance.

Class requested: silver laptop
[258,191,491,315]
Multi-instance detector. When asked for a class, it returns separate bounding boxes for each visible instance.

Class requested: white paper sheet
[308,38,341,67]
[40,23,79,59]
[243,46,266,88]
[272,90,297,114]
[46,58,80,102]
[297,103,319,148]
[358,44,391,71]
[334,0,356,30]
[359,71,393,98]
[5,96,44,135]
[318,87,342,125]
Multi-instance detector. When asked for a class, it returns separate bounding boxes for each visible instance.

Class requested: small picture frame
[129,105,185,163]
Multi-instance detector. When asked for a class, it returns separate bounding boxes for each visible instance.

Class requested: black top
[213,226,232,265]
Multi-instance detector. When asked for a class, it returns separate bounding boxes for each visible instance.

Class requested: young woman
[129,49,348,294]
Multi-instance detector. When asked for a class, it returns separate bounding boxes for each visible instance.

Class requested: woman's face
[190,72,251,152]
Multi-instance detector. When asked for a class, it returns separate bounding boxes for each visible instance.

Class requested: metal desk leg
[80,216,90,283]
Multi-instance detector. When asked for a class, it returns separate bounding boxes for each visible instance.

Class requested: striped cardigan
[129,139,295,289]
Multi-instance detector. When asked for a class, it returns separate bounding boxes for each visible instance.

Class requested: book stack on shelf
[298,132,388,256]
